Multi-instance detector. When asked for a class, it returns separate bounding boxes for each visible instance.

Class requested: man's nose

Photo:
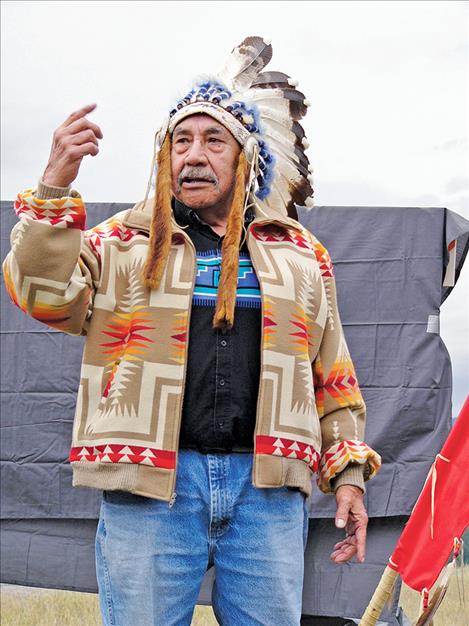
[184,139,208,165]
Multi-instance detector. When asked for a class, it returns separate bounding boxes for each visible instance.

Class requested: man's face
[171,114,241,213]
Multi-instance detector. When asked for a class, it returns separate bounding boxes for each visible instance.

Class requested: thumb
[335,499,351,529]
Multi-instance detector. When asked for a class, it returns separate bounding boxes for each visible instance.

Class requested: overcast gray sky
[1,0,468,413]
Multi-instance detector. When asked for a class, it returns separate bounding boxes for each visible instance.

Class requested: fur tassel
[143,135,173,290]
[212,152,247,331]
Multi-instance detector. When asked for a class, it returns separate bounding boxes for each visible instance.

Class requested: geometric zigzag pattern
[192,249,261,307]
[251,225,314,249]
[84,214,141,263]
[322,359,362,408]
[289,307,311,354]
[14,189,86,230]
[318,439,382,493]
[170,311,188,365]
[100,309,154,405]
[250,225,334,278]
[262,297,278,349]
[312,352,362,419]
[69,444,176,469]
[312,238,334,277]
[256,435,320,472]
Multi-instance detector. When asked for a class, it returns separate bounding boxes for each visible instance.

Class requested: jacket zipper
[245,224,265,488]
[246,217,308,486]
[167,228,197,507]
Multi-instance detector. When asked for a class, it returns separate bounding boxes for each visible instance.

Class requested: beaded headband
[168,82,275,200]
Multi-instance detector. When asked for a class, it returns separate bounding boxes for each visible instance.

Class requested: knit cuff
[15,189,86,230]
[37,178,72,200]
[330,464,366,494]
[317,439,381,494]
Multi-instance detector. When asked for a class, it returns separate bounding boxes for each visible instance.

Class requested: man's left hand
[330,484,368,564]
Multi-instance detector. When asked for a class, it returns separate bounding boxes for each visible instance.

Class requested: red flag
[388,395,469,592]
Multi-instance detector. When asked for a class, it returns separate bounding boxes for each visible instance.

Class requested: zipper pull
[168,492,177,509]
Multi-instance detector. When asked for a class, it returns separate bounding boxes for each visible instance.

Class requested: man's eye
[208,137,222,144]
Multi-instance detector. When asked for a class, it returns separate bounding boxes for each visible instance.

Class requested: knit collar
[122,195,303,235]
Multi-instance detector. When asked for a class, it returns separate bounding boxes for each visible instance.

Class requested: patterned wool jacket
[3,189,381,502]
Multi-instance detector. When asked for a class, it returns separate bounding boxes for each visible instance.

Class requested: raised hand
[42,103,103,188]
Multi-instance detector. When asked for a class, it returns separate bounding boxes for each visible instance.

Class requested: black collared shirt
[174,200,261,452]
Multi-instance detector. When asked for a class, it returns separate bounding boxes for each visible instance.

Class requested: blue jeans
[95,450,309,626]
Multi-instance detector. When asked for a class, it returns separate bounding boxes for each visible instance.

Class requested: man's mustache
[177,167,218,187]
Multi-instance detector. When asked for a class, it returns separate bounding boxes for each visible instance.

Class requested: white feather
[218,37,272,91]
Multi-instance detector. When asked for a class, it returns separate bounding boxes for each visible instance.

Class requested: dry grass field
[0,587,217,626]
[1,568,468,626]
[399,569,468,626]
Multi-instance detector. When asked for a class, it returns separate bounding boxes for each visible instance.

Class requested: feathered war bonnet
[143,35,314,331]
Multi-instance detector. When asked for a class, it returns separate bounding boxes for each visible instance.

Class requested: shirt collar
[173,198,255,231]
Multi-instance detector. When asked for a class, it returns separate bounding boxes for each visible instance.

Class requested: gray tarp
[1,201,468,622]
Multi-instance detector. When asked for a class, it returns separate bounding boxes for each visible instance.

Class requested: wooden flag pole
[359,565,399,626]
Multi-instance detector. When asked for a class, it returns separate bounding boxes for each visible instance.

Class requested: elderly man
[3,37,380,626]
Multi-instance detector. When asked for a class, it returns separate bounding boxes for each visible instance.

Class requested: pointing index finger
[65,103,97,127]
